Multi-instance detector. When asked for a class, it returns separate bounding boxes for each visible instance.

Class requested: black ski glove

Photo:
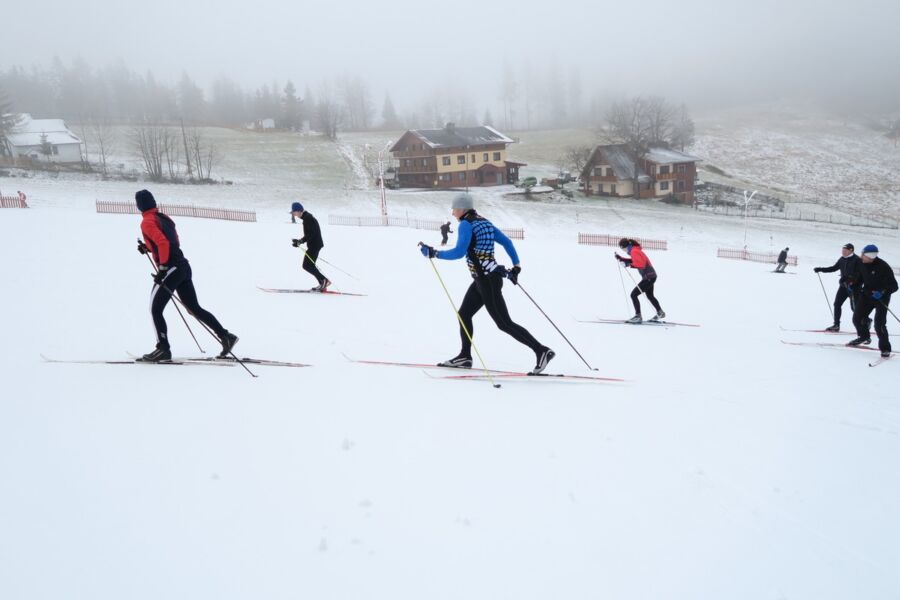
[137,241,149,255]
[813,267,822,272]
[291,239,302,248]
[507,265,521,285]
[153,266,169,286]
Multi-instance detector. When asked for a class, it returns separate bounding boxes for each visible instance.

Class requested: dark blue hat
[290,202,303,213]
[135,189,156,212]
[863,244,879,255]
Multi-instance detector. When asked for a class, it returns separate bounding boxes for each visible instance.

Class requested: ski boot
[531,347,556,375]
[437,355,472,368]
[625,315,643,324]
[139,344,172,362]
[882,351,891,358]
[824,324,840,332]
[649,310,666,323]
[847,337,871,347]
[320,278,332,292]
[218,331,239,359]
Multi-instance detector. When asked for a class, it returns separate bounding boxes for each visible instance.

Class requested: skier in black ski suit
[848,244,898,357]
[814,243,864,331]
[440,221,453,245]
[290,202,331,291]
[775,247,789,272]
[418,193,555,375]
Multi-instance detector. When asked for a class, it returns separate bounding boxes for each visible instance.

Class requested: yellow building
[390,123,525,188]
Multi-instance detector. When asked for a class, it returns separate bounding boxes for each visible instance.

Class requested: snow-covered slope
[1,188,898,599]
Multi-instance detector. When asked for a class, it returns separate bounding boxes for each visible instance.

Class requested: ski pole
[816,272,834,319]
[140,241,256,377]
[299,245,359,280]
[154,276,258,378]
[615,256,630,315]
[419,243,500,389]
[878,298,900,324]
[515,281,598,371]
[140,241,205,354]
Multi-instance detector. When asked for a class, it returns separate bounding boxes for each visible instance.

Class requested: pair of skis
[343,355,624,383]
[578,318,700,328]
[257,286,366,297]
[41,353,311,368]
[780,341,893,367]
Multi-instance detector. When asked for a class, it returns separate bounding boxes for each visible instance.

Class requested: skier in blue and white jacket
[418,193,554,374]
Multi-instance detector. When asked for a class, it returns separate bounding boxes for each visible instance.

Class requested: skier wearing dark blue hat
[848,244,898,357]
[289,202,331,291]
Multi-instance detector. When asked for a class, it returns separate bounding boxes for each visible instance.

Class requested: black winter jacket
[859,257,898,299]
[819,254,863,286]
[298,212,324,250]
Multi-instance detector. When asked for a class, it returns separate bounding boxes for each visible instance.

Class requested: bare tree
[90,117,117,175]
[670,103,695,151]
[315,83,344,140]
[187,128,219,181]
[162,128,181,180]
[132,121,166,181]
[599,97,654,198]
[561,144,593,176]
[646,96,675,146]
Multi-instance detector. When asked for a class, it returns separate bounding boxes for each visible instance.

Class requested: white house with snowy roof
[4,114,83,164]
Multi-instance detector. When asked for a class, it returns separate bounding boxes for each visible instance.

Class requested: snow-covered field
[694,102,900,221]
[2,130,900,599]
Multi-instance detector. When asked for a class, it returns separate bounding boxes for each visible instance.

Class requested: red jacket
[140,208,184,267]
[623,244,657,280]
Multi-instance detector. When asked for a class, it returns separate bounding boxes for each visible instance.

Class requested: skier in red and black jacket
[136,189,238,362]
[616,238,665,324]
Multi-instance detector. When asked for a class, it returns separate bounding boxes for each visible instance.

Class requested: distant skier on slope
[135,189,238,362]
[418,193,555,374]
[847,244,897,358]
[290,201,331,292]
[440,221,453,245]
[616,238,665,324]
[813,243,863,331]
[775,247,790,272]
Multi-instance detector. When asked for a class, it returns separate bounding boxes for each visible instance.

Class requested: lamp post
[377,140,393,218]
[742,189,758,248]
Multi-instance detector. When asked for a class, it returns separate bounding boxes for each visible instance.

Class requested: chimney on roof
[445,122,455,133]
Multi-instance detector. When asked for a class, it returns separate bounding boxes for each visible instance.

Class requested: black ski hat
[618,238,629,249]
[843,243,854,251]
[135,189,157,212]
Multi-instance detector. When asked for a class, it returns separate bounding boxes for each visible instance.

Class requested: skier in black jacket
[290,202,331,291]
[440,221,453,245]
[775,247,789,272]
[814,243,863,331]
[848,244,898,357]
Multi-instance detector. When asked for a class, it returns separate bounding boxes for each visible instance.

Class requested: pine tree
[381,94,400,130]
[282,81,299,130]
[0,85,19,157]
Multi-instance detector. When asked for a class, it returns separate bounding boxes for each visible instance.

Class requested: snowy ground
[694,102,900,221]
[2,129,900,599]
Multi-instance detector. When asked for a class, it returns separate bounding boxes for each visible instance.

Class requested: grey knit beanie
[451,193,475,211]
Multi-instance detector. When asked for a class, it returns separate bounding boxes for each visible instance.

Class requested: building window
[677,164,686,173]
[606,167,613,177]
[404,159,411,167]
[439,174,451,181]
[661,181,669,191]
[677,181,685,192]
[471,154,476,163]
[421,159,428,167]
[442,156,451,166]
[483,153,488,162]
[459,172,466,181]
[457,155,466,164]
[493,152,501,161]
[599,184,604,193]
[660,165,670,175]
[611,184,617,195]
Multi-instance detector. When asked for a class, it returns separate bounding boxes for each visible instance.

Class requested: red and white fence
[96,200,256,222]
[577,233,668,251]
[717,247,798,266]
[0,191,28,208]
[329,214,525,240]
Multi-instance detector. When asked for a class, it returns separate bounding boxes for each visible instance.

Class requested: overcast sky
[5,0,900,112]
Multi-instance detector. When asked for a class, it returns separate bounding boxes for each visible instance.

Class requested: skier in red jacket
[615,238,665,324]
[136,189,238,362]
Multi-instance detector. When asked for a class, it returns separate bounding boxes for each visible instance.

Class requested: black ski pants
[151,261,226,348]
[631,276,662,316]
[853,295,891,353]
[456,270,544,358]
[833,284,858,326]
[302,246,326,284]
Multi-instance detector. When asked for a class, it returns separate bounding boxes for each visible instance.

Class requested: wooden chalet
[581,144,700,203]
